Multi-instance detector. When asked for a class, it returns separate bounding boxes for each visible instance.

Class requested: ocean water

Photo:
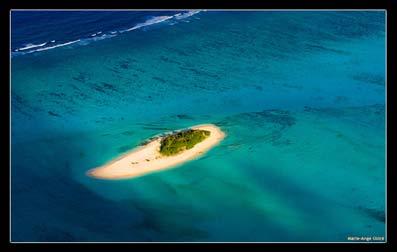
[11,11,386,242]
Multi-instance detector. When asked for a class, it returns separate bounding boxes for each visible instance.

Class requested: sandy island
[87,124,226,180]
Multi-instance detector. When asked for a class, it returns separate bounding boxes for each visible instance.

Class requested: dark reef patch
[152,76,167,84]
[242,109,296,128]
[304,43,350,55]
[118,60,131,70]
[180,66,219,79]
[121,130,134,136]
[70,84,82,92]
[166,47,189,57]
[175,114,194,120]
[49,92,66,98]
[357,206,385,223]
[352,73,385,86]
[48,111,61,117]
[92,84,107,94]
[101,82,118,92]
[159,56,181,65]
[218,109,296,149]
[303,104,385,126]
[11,93,33,118]
[106,66,121,74]
[72,72,89,83]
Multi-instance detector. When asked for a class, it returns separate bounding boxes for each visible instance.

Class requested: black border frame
[2,0,396,251]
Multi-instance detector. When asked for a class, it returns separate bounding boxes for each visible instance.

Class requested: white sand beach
[87,124,226,180]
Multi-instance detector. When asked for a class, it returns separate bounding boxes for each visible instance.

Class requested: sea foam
[12,11,203,56]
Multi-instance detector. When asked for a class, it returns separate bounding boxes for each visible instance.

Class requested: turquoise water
[11,11,385,242]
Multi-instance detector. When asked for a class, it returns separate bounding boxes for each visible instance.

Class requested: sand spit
[87,124,225,180]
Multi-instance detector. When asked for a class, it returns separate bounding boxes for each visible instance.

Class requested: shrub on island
[159,129,210,156]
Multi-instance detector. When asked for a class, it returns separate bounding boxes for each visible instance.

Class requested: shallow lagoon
[11,11,385,241]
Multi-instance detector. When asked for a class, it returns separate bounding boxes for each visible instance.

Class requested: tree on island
[159,129,210,156]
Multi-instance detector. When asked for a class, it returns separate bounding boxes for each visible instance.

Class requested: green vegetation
[159,129,211,156]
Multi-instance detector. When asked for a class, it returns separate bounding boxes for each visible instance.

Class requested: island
[87,124,226,179]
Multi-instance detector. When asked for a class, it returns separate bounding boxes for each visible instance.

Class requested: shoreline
[87,124,226,180]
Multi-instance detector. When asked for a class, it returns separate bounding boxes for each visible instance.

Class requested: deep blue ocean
[11,11,386,242]
[11,11,198,56]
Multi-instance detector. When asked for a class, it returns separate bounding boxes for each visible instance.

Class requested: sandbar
[87,124,225,180]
